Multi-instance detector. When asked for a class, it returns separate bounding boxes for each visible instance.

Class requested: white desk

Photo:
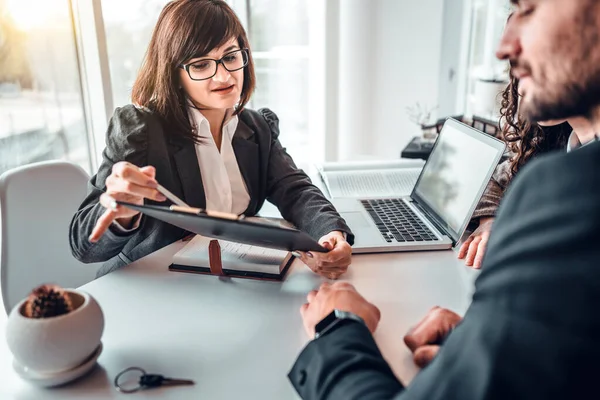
[0,242,479,399]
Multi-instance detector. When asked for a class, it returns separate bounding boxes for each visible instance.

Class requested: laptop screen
[411,119,505,242]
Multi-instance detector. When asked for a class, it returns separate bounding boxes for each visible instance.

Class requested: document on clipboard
[115,201,328,253]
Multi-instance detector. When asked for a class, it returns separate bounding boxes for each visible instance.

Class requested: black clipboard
[115,201,328,252]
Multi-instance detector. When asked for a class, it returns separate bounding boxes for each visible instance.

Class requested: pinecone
[23,284,73,318]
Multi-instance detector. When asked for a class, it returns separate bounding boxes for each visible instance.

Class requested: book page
[324,168,422,198]
[173,235,290,274]
[317,159,425,172]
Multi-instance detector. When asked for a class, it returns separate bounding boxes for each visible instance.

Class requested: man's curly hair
[499,76,572,176]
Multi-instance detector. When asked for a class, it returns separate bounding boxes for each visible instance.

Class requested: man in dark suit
[288,0,600,398]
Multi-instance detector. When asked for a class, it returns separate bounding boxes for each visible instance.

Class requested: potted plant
[6,284,104,377]
[406,102,439,140]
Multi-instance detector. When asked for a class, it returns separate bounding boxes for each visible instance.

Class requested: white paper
[317,159,425,172]
[321,168,422,198]
[316,159,425,198]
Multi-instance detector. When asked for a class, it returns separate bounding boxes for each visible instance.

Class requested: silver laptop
[332,118,506,253]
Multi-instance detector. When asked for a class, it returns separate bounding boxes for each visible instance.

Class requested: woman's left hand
[298,231,352,280]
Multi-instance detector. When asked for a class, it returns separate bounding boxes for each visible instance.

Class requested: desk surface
[1,241,479,399]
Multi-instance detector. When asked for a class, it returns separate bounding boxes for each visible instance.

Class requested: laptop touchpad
[342,212,372,230]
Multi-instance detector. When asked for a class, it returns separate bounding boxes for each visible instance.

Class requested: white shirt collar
[187,105,238,142]
[566,131,600,152]
[566,131,581,152]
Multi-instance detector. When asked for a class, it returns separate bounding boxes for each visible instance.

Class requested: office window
[0,0,92,175]
[101,0,170,109]
[463,0,510,120]
[242,0,311,163]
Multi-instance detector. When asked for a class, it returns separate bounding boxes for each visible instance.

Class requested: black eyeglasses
[179,49,249,81]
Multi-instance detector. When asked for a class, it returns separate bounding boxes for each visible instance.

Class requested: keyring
[114,366,147,393]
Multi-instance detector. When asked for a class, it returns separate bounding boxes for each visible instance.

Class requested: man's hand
[300,282,381,337]
[403,306,462,368]
[299,231,352,280]
[458,217,495,269]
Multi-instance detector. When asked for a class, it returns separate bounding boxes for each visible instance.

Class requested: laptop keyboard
[361,199,439,243]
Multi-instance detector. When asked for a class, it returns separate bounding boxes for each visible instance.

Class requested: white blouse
[188,106,250,215]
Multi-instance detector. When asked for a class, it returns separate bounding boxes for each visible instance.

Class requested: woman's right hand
[457,217,495,269]
[89,162,167,243]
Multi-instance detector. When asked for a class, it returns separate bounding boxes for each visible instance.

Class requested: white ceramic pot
[6,289,104,374]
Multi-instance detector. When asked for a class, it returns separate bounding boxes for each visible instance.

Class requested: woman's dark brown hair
[131,0,255,142]
[499,75,571,176]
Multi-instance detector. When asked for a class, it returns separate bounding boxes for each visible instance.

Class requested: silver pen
[157,185,238,220]
[156,184,190,207]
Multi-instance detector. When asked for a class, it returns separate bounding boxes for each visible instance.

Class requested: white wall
[337,0,376,160]
[334,0,447,161]
[371,0,445,159]
[437,0,466,118]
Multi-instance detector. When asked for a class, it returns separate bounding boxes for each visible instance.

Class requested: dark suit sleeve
[289,145,600,400]
[69,105,150,263]
[260,109,354,243]
[290,322,404,399]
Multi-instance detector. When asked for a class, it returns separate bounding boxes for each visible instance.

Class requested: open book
[170,235,294,281]
[317,159,425,199]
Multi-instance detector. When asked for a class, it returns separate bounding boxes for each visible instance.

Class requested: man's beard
[521,2,600,122]
[522,74,600,122]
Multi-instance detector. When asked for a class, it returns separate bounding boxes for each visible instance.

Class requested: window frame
[70,0,114,170]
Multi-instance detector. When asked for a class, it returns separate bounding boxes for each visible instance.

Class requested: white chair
[0,161,100,314]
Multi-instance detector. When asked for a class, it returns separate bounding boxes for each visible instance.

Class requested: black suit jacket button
[298,370,307,386]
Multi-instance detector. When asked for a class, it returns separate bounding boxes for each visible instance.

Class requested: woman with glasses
[70,0,353,279]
